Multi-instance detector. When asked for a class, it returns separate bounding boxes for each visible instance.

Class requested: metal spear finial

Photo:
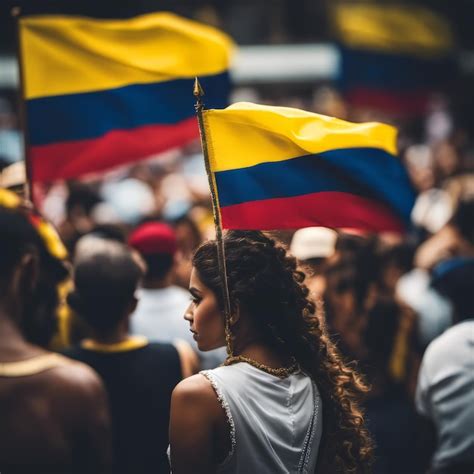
[194,77,205,112]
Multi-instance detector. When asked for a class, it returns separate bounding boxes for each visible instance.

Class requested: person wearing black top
[63,237,184,473]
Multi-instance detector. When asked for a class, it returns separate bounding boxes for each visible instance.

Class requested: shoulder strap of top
[200,369,237,463]
[0,353,73,377]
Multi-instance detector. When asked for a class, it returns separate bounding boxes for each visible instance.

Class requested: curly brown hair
[193,230,374,473]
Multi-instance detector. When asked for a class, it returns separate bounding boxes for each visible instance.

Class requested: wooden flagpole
[11,6,35,207]
[193,77,233,357]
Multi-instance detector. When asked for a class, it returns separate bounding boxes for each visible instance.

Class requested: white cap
[290,227,337,261]
[0,161,25,189]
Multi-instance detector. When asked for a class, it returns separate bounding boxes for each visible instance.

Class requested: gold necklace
[224,355,299,379]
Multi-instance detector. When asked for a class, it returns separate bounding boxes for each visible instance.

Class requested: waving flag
[201,102,416,233]
[19,13,233,182]
[333,4,455,117]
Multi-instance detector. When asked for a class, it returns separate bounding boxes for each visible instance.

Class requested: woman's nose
[184,303,193,322]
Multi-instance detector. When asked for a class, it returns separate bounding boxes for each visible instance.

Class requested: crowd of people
[1,76,473,473]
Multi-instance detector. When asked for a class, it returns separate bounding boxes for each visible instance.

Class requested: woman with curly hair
[169,231,373,473]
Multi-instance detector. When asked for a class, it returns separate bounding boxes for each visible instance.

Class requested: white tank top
[201,362,323,474]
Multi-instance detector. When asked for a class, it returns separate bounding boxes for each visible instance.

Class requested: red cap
[128,222,177,256]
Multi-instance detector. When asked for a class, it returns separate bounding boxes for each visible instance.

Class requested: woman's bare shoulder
[172,373,218,409]
[170,374,225,473]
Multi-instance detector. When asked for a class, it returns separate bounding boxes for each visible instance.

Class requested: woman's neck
[230,317,293,369]
[233,341,290,369]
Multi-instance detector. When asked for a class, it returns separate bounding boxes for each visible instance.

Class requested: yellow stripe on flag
[19,12,234,99]
[203,102,397,172]
[332,4,453,58]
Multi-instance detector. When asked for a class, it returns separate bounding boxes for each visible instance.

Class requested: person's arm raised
[169,374,223,474]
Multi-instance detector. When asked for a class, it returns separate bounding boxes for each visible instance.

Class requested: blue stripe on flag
[27,72,230,145]
[215,147,416,224]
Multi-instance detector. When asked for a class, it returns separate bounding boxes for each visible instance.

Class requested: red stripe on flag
[220,191,406,233]
[347,88,430,116]
[29,118,199,182]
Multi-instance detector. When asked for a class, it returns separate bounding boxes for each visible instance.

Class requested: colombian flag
[19,13,234,182]
[333,4,455,117]
[203,103,416,233]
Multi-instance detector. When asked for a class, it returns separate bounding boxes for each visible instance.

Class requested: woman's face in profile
[184,267,226,351]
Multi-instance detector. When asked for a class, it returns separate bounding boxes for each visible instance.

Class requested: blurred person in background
[129,221,194,342]
[173,214,203,258]
[58,182,102,251]
[376,241,416,295]
[397,264,453,350]
[325,235,422,386]
[415,197,474,271]
[415,258,474,474]
[129,221,224,370]
[323,236,378,361]
[332,232,374,263]
[289,226,337,299]
[404,144,437,194]
[363,298,427,474]
[172,214,204,289]
[433,141,462,184]
[323,236,426,473]
[50,226,130,350]
[0,190,111,472]
[374,241,423,395]
[398,197,474,347]
[64,237,185,473]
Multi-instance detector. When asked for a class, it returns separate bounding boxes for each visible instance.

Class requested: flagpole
[11,6,35,206]
[194,77,234,357]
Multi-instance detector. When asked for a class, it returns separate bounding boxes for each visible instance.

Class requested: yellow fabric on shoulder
[81,336,149,353]
[36,219,68,260]
[0,353,73,377]
[19,12,234,99]
[48,280,74,351]
[203,102,397,172]
[0,188,22,208]
[332,4,453,58]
